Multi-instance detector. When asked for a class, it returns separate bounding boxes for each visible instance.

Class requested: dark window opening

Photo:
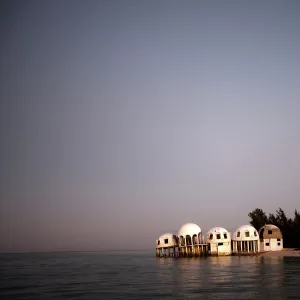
[186,235,192,246]
[244,241,248,251]
[277,238,281,241]
[245,231,250,237]
[237,241,241,251]
[209,233,213,240]
[278,242,281,246]
[216,233,221,239]
[237,231,240,237]
[268,230,272,234]
[254,231,257,236]
[158,240,160,245]
[224,233,227,239]
[164,238,168,244]
[218,242,223,246]
[198,234,203,244]
[266,242,270,246]
[242,241,245,251]
[192,234,198,245]
[180,236,185,246]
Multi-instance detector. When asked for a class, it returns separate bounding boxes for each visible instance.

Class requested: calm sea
[1,251,300,299]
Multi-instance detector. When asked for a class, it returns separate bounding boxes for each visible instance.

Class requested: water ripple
[0,252,300,299]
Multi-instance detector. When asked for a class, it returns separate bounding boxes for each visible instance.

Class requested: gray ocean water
[1,251,300,299]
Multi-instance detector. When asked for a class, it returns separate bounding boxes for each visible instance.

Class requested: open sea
[1,251,300,299]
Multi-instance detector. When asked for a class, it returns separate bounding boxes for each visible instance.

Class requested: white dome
[156,233,177,248]
[232,225,259,241]
[206,226,231,243]
[178,223,201,237]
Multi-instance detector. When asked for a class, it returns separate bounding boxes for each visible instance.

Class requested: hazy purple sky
[1,0,300,252]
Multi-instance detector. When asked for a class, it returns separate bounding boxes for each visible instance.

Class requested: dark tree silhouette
[248,208,268,231]
[248,207,300,248]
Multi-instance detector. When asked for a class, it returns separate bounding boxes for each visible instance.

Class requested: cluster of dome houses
[156,223,283,257]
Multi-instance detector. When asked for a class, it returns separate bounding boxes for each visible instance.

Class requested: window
[209,233,213,240]
[164,238,168,244]
[158,240,160,245]
[245,231,250,237]
[186,235,192,246]
[266,242,270,246]
[216,233,221,239]
[180,236,185,246]
[224,233,227,239]
[193,235,198,245]
[254,231,257,236]
[218,243,223,246]
[237,231,240,237]
[278,242,281,246]
[277,239,281,241]
[268,230,272,234]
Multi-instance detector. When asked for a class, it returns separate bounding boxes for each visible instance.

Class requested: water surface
[1,251,300,299]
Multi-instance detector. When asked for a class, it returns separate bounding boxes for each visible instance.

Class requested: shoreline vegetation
[248,207,300,248]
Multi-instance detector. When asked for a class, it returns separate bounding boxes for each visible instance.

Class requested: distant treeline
[248,208,300,248]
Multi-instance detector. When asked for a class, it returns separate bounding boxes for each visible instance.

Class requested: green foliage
[248,207,300,248]
[248,208,268,231]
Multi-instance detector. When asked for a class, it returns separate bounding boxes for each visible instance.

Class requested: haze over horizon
[1,0,300,253]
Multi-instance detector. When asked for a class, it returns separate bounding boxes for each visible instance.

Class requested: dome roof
[232,225,259,241]
[206,227,231,242]
[178,223,201,237]
[156,233,177,248]
[260,224,280,230]
[207,226,229,234]
[259,224,282,239]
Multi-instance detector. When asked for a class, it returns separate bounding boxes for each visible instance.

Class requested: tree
[248,208,268,231]
[268,213,278,226]
[293,210,300,248]
[248,207,300,248]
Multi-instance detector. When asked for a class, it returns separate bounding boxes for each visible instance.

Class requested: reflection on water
[155,255,300,300]
[0,252,300,299]
[282,257,300,299]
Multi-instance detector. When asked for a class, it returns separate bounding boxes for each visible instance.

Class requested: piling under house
[206,227,232,256]
[232,225,260,255]
[259,224,283,252]
[156,233,179,257]
[178,223,208,257]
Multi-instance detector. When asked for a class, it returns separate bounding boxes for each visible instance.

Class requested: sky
[1,0,300,253]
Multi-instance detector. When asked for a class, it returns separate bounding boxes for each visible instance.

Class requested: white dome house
[259,224,283,252]
[206,227,231,256]
[155,233,179,257]
[177,223,205,257]
[232,225,260,254]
